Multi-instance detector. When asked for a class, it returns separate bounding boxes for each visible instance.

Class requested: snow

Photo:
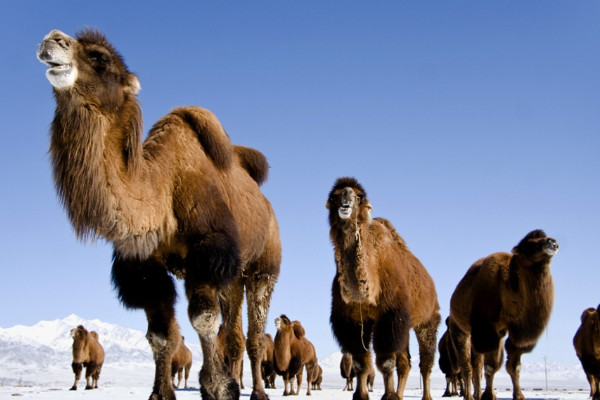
[0,315,592,399]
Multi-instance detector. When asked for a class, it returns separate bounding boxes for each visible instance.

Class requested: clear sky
[1,1,598,367]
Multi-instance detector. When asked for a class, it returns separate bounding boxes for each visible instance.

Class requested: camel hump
[234,145,269,186]
[90,331,99,340]
[292,321,305,338]
[374,217,407,247]
[170,107,233,170]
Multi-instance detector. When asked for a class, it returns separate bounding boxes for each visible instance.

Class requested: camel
[573,305,600,399]
[327,177,441,400]
[217,324,244,389]
[310,364,323,390]
[261,333,277,389]
[37,29,281,400]
[438,321,461,397]
[340,352,356,391]
[171,336,193,389]
[448,229,558,400]
[273,315,318,396]
[70,325,105,390]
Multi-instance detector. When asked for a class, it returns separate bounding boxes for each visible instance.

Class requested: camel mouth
[543,240,559,256]
[338,205,352,219]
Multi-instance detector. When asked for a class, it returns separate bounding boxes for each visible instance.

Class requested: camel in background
[171,336,192,389]
[70,325,104,390]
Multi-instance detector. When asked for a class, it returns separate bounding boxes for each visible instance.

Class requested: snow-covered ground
[0,315,591,399]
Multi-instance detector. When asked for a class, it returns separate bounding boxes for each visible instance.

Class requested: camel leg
[219,280,246,392]
[374,308,410,400]
[295,367,304,395]
[92,364,102,389]
[70,362,82,390]
[84,362,97,389]
[186,282,238,400]
[395,349,410,399]
[470,351,483,400]
[505,338,532,400]
[449,322,474,400]
[353,352,374,400]
[184,366,190,389]
[112,256,179,400]
[375,354,401,400]
[245,269,278,400]
[414,314,440,400]
[481,341,504,400]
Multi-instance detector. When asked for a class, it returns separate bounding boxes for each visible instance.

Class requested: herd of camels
[36,28,596,400]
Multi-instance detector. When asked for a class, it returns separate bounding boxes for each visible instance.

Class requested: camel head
[70,325,88,340]
[326,177,372,224]
[511,229,559,264]
[275,314,292,332]
[37,29,140,106]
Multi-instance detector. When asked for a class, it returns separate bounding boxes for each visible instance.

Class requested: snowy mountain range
[0,315,590,391]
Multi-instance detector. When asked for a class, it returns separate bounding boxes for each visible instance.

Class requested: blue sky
[1,1,599,368]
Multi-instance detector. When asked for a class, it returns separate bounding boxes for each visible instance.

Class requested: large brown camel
[438,321,461,397]
[573,305,600,399]
[261,333,277,389]
[448,229,558,400]
[70,325,105,390]
[273,315,318,396]
[327,177,441,400]
[171,336,193,389]
[37,29,281,400]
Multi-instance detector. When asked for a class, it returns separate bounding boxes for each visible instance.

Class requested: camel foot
[512,391,525,400]
[69,386,77,391]
[380,391,400,400]
[200,380,239,400]
[481,389,496,400]
[352,390,370,400]
[149,391,176,400]
[85,385,93,390]
[250,389,271,400]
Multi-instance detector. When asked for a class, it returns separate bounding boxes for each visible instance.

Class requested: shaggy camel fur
[70,325,104,390]
[261,333,277,389]
[327,177,441,400]
[171,336,192,389]
[449,229,558,400]
[438,322,461,397]
[273,315,318,396]
[37,29,281,400]
[217,325,244,389]
[341,352,356,391]
[573,305,600,399]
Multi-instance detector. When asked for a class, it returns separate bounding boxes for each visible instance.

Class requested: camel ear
[124,73,141,95]
[511,245,519,255]
[325,199,330,210]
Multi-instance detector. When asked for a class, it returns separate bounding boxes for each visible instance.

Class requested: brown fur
[261,333,277,389]
[449,229,558,400]
[171,336,193,389]
[37,29,281,400]
[327,177,441,400]
[273,315,318,396]
[573,305,600,399]
[217,324,244,389]
[70,325,105,390]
